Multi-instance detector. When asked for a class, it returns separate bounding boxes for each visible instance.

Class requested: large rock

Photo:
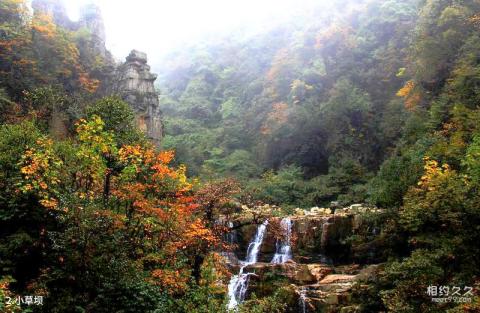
[31,1,163,147]
[113,50,163,146]
[308,263,334,281]
[318,274,357,284]
[78,4,110,59]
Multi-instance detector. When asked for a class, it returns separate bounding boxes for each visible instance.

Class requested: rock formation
[225,204,384,312]
[77,4,111,60]
[112,50,163,146]
[31,1,164,146]
[31,0,74,29]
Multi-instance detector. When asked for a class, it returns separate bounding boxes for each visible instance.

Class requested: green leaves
[86,97,144,146]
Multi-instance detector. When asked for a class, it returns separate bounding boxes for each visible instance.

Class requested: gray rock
[31,1,163,146]
[112,50,163,146]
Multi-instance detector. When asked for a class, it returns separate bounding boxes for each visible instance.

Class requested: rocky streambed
[224,204,385,312]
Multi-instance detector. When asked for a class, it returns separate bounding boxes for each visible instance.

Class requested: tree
[86,96,144,146]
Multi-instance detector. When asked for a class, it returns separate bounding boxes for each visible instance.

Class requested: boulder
[307,264,333,281]
[319,274,357,284]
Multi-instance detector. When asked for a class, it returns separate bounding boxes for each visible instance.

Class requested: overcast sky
[62,0,320,64]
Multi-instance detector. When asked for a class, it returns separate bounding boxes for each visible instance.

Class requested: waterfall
[271,217,293,264]
[298,286,307,313]
[227,220,268,310]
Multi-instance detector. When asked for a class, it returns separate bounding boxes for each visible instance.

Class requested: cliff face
[32,0,109,59]
[31,0,74,29]
[78,4,110,60]
[112,50,163,146]
[31,0,163,146]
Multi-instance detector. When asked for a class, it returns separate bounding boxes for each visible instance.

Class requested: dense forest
[1,0,480,312]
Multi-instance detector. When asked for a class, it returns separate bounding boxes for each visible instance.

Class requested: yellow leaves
[175,165,193,192]
[397,80,422,111]
[417,157,453,191]
[19,137,62,210]
[39,198,58,209]
[469,13,480,29]
[31,13,57,39]
[397,80,415,97]
[119,145,144,164]
[76,115,116,154]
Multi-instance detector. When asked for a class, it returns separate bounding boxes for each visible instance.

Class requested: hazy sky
[62,0,319,63]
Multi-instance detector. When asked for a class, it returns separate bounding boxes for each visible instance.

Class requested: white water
[298,286,307,313]
[271,217,293,264]
[227,220,268,310]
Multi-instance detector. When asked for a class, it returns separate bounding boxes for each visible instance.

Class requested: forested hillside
[157,0,419,207]
[1,0,480,312]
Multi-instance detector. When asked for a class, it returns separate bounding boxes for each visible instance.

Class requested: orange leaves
[261,102,289,135]
[396,80,415,97]
[157,150,175,164]
[118,144,147,167]
[404,93,422,111]
[13,113,224,294]
[114,143,205,258]
[270,102,289,123]
[0,0,103,93]
[183,218,216,245]
[397,80,422,111]
[469,13,480,29]
[118,146,187,193]
[266,48,290,83]
[151,268,188,293]
[32,13,56,39]
[31,24,55,39]
[79,72,100,93]
[118,145,169,169]
[94,210,126,229]
[39,198,58,209]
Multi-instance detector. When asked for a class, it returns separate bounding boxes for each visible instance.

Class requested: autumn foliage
[0,0,101,97]
[16,115,219,296]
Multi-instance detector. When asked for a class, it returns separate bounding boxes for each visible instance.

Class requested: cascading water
[298,286,308,313]
[227,221,268,310]
[271,217,293,264]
